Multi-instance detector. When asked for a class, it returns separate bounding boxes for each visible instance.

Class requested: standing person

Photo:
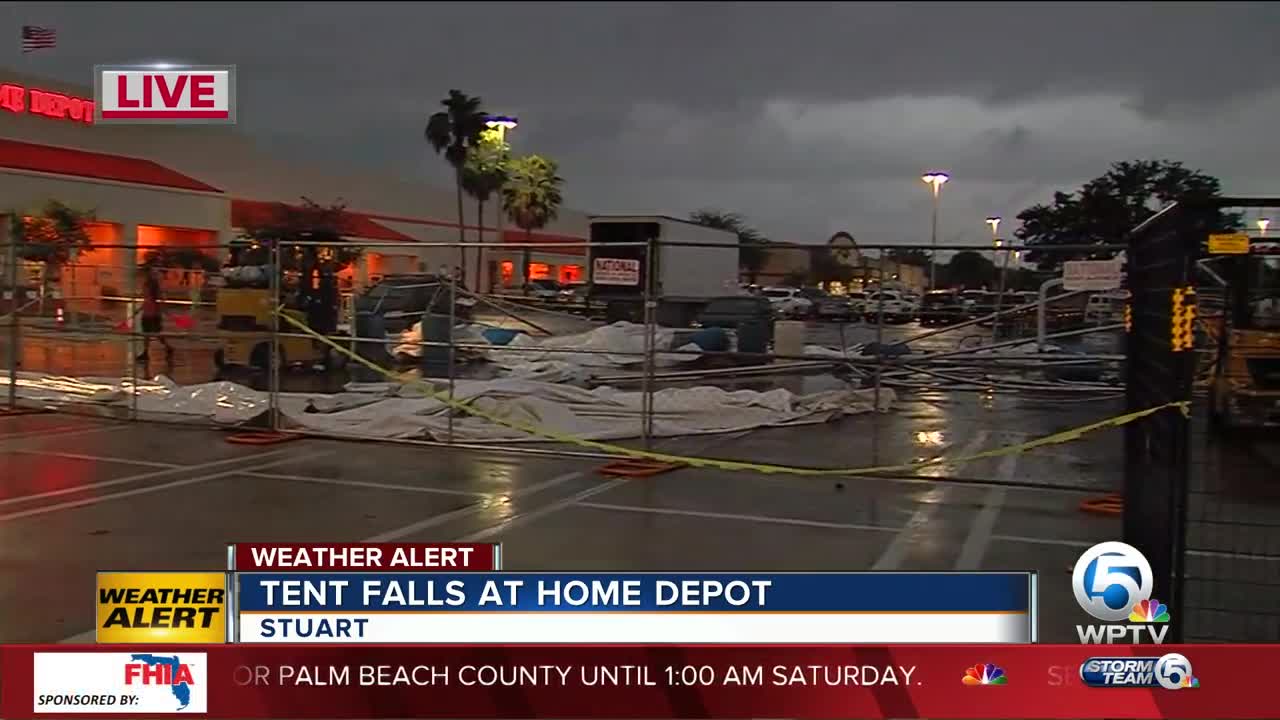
[137,264,174,370]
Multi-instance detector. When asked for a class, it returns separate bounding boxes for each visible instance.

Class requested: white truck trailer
[587,215,739,326]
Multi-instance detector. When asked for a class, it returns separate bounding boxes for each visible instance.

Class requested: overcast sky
[5,2,1279,245]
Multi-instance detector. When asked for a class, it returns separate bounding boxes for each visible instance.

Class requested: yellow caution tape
[278,312,1191,477]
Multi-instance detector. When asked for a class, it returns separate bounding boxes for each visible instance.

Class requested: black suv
[919,290,965,325]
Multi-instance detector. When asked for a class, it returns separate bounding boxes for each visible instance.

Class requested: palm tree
[688,209,768,284]
[501,155,564,291]
[461,128,510,290]
[8,199,94,312]
[425,89,488,284]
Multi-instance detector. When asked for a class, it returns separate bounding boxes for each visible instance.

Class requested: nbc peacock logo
[962,663,1008,686]
[1129,598,1171,623]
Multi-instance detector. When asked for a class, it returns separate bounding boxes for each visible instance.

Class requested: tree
[885,247,932,267]
[1015,159,1240,270]
[688,210,769,283]
[8,200,94,308]
[234,199,362,280]
[425,90,488,283]
[502,155,564,289]
[941,250,996,289]
[462,127,510,290]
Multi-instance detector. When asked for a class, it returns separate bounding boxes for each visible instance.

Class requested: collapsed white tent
[2,371,895,443]
[394,321,709,368]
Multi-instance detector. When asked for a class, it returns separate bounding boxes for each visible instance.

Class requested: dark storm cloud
[5,2,1279,243]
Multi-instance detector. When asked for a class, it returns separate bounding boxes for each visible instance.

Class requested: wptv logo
[1072,541,1171,644]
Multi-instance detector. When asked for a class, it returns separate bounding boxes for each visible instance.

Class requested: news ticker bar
[0,644,1266,719]
[97,549,1036,644]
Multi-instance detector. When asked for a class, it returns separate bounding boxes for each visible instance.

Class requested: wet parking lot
[1,315,1276,645]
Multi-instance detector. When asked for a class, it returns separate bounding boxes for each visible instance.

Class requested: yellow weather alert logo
[96,572,228,643]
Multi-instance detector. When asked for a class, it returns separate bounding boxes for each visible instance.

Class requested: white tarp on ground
[394,321,708,369]
[2,371,895,443]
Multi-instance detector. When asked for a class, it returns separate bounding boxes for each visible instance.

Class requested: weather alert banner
[234,572,1034,644]
[96,572,229,644]
[1,644,1274,718]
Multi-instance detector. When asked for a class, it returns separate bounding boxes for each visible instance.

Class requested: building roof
[0,138,222,193]
[231,198,417,243]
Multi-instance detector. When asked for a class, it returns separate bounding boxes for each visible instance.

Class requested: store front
[1,67,594,302]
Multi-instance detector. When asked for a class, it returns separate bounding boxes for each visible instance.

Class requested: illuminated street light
[485,115,518,143]
[1258,218,1271,236]
[985,216,1001,244]
[921,171,950,289]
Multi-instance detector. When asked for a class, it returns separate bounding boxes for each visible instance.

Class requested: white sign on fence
[1062,259,1123,291]
[593,257,641,286]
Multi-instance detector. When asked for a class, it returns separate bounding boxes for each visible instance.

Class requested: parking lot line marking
[577,502,902,533]
[8,448,179,468]
[365,470,587,543]
[456,478,627,542]
[453,431,754,543]
[0,445,312,512]
[954,443,1018,570]
[247,471,488,497]
[872,429,990,571]
[993,533,1280,562]
[0,422,130,448]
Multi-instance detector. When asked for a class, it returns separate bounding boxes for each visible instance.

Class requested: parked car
[1086,291,1129,324]
[694,295,775,354]
[806,288,855,320]
[761,287,813,318]
[354,274,474,333]
[558,282,588,304]
[863,290,915,323]
[845,291,867,316]
[976,292,1024,327]
[960,289,988,317]
[524,278,563,301]
[919,290,966,325]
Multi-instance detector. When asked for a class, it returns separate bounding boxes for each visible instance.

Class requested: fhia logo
[95,65,236,124]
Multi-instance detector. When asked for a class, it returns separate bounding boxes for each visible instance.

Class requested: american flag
[22,25,56,53]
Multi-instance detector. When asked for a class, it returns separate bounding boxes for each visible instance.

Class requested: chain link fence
[1,232,1138,493]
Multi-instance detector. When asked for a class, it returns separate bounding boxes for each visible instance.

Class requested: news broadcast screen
[0,540,1267,719]
[3,5,1278,720]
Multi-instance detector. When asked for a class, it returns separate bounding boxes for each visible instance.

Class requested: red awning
[231,199,417,243]
[0,138,221,192]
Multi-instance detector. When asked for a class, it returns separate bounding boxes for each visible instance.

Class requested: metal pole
[447,267,457,444]
[929,189,939,290]
[6,238,17,409]
[1038,278,1065,352]
[268,241,280,431]
[641,236,657,447]
[128,237,139,421]
[990,247,1012,343]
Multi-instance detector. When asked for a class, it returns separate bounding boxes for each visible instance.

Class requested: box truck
[588,215,739,326]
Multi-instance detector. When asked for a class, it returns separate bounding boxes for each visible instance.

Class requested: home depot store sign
[0,83,94,124]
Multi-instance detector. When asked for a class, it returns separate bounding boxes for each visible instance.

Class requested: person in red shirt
[137,264,174,370]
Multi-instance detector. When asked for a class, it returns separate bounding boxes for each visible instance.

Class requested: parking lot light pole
[922,172,950,289]
[484,116,518,294]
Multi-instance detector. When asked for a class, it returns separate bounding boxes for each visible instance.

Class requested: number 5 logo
[1072,541,1153,622]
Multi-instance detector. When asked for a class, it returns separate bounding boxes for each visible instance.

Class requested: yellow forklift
[1207,241,1280,431]
[212,265,343,371]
